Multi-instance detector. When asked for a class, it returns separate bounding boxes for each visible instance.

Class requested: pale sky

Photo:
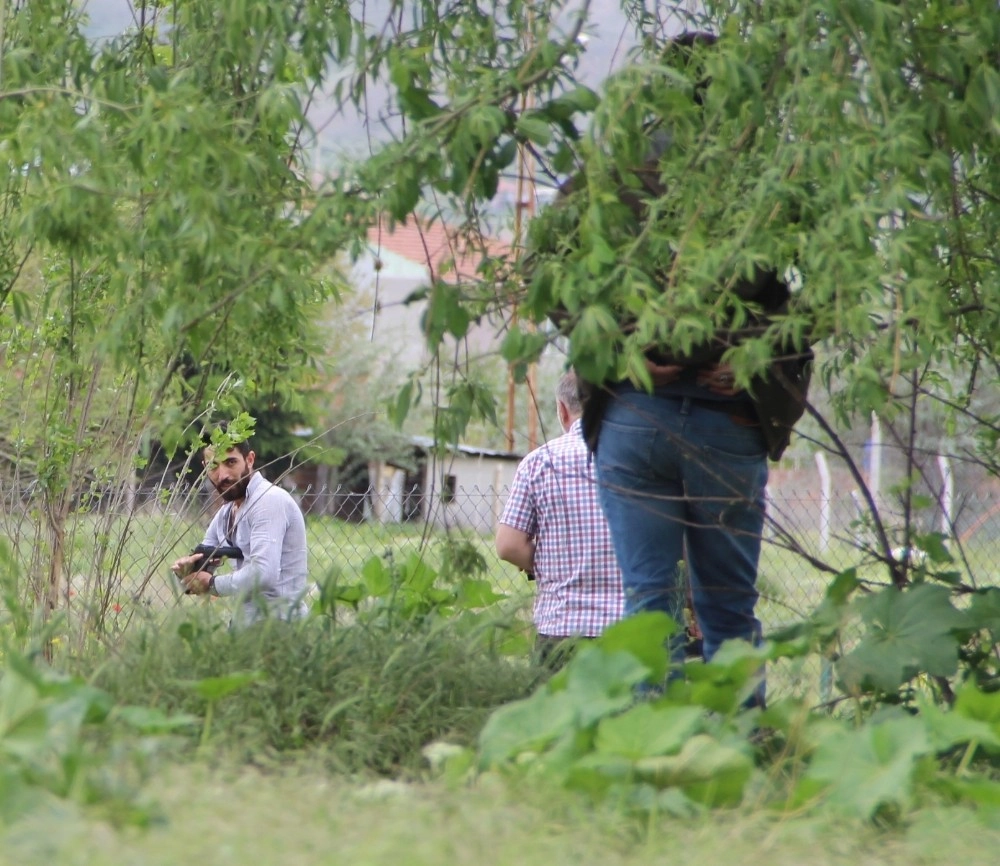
[76,1,698,161]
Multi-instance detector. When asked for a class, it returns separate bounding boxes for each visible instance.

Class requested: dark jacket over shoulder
[547,149,813,462]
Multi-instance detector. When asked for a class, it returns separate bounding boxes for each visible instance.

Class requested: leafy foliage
[9,0,1000,834]
[86,609,535,777]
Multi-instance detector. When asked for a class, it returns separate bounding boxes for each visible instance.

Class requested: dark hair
[201,421,252,458]
[662,31,718,105]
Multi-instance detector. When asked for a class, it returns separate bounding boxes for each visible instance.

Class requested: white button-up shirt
[203,472,309,623]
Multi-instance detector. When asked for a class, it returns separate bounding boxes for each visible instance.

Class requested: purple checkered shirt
[500,419,624,637]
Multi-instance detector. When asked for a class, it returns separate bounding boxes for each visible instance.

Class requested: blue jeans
[595,388,768,699]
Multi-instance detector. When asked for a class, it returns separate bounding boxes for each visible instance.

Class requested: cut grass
[4,761,1000,866]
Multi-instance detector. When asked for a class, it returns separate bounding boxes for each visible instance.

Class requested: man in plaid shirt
[496,371,624,662]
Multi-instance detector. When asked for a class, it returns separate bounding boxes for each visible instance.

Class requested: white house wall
[422,452,519,533]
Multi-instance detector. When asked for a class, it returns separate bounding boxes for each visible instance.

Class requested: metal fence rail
[3,480,999,645]
[4,476,1000,703]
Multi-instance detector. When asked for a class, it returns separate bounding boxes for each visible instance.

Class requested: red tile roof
[366,217,512,282]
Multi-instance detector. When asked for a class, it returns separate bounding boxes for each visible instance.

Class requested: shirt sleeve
[500,456,538,537]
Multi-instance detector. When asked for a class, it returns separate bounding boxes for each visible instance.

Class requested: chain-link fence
[5,476,999,626]
[5,473,1000,699]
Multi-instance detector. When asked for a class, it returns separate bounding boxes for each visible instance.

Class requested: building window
[441,474,457,505]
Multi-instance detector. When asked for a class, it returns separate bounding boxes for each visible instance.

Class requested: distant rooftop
[366,217,512,282]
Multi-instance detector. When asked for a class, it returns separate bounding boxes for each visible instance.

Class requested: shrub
[84,610,538,777]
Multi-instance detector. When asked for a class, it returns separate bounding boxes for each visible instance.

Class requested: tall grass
[81,610,539,777]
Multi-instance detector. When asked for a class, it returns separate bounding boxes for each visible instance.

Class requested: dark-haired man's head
[201,423,255,502]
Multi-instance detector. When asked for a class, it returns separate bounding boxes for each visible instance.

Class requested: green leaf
[556,85,600,113]
[181,671,265,702]
[390,379,414,429]
[561,647,649,727]
[799,716,932,818]
[477,689,578,766]
[684,641,770,713]
[594,704,703,760]
[837,584,968,693]
[113,706,199,733]
[455,579,504,609]
[595,611,675,683]
[911,532,953,564]
[362,556,393,597]
[933,777,1000,809]
[633,735,753,806]
[401,552,436,592]
[399,86,442,121]
[954,682,1000,728]
[515,114,552,147]
[965,588,1000,633]
[918,698,1000,754]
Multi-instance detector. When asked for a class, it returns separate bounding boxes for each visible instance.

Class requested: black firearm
[190,543,244,574]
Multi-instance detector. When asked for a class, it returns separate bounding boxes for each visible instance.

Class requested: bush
[84,610,537,777]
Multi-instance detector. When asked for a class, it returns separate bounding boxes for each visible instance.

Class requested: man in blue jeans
[593,360,771,702]
[530,32,813,706]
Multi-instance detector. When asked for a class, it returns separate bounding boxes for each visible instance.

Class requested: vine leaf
[797,716,932,818]
[594,703,703,760]
[837,584,968,693]
[633,735,753,807]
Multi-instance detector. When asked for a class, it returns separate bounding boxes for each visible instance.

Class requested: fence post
[492,464,504,533]
[938,454,953,535]
[814,452,834,706]
[869,412,882,510]
[814,451,831,554]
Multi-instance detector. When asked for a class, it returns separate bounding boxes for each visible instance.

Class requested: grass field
[5,762,1000,866]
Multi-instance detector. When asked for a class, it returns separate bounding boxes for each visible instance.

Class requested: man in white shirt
[171,425,309,623]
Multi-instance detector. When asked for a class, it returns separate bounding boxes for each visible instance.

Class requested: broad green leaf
[837,584,968,693]
[515,114,552,147]
[562,647,650,726]
[595,611,675,683]
[362,557,393,597]
[799,716,932,818]
[401,552,436,593]
[564,752,635,796]
[113,706,200,733]
[594,704,703,760]
[181,671,265,702]
[633,735,753,806]
[966,588,1000,633]
[918,698,1000,755]
[0,664,42,736]
[477,689,578,766]
[911,532,953,564]
[685,640,770,713]
[933,777,1000,809]
[954,682,1000,727]
[455,579,504,609]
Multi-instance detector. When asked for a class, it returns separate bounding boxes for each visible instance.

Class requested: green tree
[0,0,367,628]
[338,0,1000,705]
[6,0,1000,704]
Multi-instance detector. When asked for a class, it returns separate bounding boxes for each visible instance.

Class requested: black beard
[215,472,252,502]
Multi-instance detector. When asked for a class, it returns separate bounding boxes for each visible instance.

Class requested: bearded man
[171,423,309,623]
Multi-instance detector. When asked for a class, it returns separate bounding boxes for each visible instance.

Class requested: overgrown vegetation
[86,611,536,777]
[5,0,1000,857]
